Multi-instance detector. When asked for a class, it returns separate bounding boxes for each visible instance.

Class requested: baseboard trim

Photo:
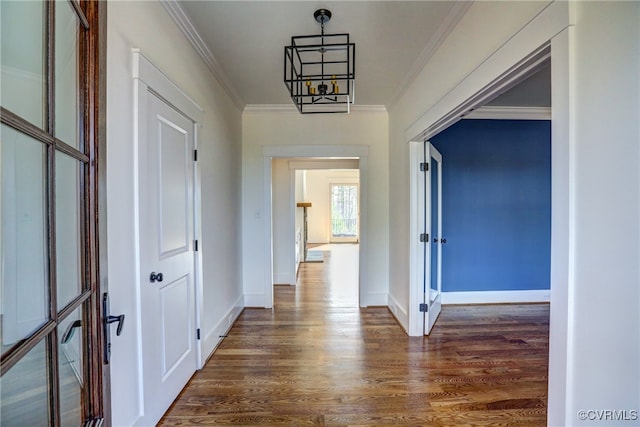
[365,292,388,307]
[201,294,244,366]
[442,289,550,305]
[244,293,265,307]
[387,293,409,333]
[273,273,294,285]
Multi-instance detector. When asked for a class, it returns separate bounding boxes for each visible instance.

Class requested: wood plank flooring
[160,245,549,426]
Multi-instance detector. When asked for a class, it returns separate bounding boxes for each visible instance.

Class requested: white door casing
[130,50,204,426]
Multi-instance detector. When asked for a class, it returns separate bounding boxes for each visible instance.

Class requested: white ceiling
[178,1,468,107]
[175,1,550,110]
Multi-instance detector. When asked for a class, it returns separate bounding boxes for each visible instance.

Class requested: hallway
[160,244,549,426]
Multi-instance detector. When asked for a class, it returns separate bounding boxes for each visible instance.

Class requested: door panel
[140,92,196,425]
[158,118,189,256]
[160,275,191,380]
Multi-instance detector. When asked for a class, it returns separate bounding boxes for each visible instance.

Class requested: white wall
[242,109,389,307]
[271,159,293,284]
[568,2,639,424]
[388,1,639,425]
[304,170,359,244]
[294,170,304,270]
[106,2,243,425]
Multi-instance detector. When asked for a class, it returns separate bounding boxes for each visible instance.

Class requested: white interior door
[139,92,197,425]
[417,141,443,336]
[425,144,443,335]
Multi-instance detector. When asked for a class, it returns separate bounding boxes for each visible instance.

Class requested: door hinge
[420,162,429,172]
[196,328,201,340]
[419,303,429,313]
[419,233,429,242]
[194,149,198,161]
[194,240,198,251]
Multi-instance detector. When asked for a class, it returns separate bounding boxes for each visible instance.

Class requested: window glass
[55,0,80,149]
[0,0,46,128]
[56,152,82,309]
[1,124,49,355]
[58,305,84,427]
[0,340,50,426]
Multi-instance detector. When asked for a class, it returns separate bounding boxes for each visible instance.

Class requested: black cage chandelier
[284,9,355,114]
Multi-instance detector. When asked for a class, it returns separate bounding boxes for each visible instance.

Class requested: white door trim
[132,49,205,399]
[262,145,369,308]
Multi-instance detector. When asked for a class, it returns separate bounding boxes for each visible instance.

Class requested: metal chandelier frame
[284,9,356,114]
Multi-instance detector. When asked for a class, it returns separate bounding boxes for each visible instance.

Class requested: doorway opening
[264,147,368,309]
[272,160,360,305]
[408,46,552,337]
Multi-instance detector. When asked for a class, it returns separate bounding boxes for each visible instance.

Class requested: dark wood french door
[0,1,106,425]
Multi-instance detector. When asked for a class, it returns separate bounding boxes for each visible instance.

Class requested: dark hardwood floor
[160,245,549,426]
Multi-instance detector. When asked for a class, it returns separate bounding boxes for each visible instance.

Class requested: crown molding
[160,0,245,111]
[464,106,551,120]
[243,104,387,114]
[388,1,473,109]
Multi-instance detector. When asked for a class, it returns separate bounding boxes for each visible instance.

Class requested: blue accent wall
[430,119,551,292]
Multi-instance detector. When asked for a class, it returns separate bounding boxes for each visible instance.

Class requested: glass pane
[55,0,80,149]
[56,152,82,309]
[1,125,49,355]
[331,185,358,237]
[0,340,50,426]
[430,157,439,293]
[0,0,45,128]
[58,305,84,427]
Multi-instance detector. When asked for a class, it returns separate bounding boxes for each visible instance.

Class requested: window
[330,184,358,241]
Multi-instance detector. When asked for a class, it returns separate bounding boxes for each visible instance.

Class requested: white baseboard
[365,292,388,307]
[387,293,409,333]
[442,289,550,305]
[273,273,294,285]
[244,293,265,307]
[201,294,244,367]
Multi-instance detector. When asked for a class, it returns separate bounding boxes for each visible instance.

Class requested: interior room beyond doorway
[271,158,361,297]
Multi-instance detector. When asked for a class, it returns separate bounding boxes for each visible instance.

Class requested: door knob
[149,272,163,283]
